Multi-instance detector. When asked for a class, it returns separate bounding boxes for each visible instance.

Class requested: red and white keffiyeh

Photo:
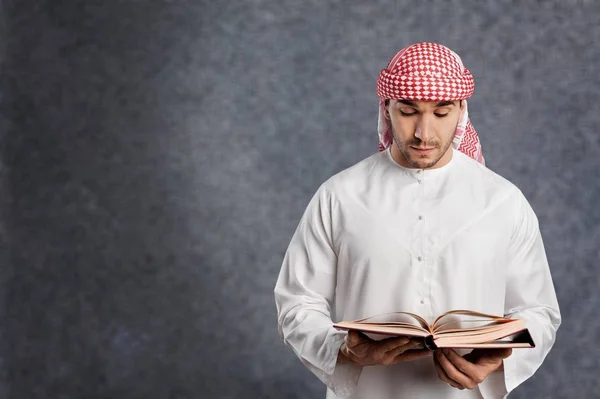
[376,42,485,165]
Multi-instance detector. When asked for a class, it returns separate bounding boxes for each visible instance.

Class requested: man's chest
[331,190,513,273]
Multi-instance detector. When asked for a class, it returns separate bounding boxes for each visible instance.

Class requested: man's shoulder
[454,150,523,204]
[321,151,385,192]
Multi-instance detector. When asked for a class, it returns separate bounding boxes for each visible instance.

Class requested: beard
[391,127,455,169]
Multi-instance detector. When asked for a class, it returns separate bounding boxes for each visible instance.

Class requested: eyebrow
[397,100,456,108]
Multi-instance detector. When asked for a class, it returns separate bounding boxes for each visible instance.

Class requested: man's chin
[411,161,437,169]
[405,155,440,169]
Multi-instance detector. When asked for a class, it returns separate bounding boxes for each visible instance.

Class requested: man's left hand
[433,348,512,390]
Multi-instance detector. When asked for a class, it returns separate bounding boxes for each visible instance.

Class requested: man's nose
[415,116,432,142]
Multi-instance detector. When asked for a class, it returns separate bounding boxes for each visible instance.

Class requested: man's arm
[435,188,561,397]
[274,183,363,397]
[499,188,561,394]
[275,183,436,396]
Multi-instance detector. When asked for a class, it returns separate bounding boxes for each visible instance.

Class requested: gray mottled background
[1,0,598,398]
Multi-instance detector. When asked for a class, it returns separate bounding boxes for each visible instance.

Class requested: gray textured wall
[1,0,598,398]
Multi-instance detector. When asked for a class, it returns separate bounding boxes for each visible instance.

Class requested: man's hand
[433,348,512,390]
[338,330,432,366]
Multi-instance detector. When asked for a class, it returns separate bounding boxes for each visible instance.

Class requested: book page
[352,311,431,331]
[333,322,430,339]
[432,310,511,334]
[436,323,516,337]
[333,311,432,338]
[433,320,531,348]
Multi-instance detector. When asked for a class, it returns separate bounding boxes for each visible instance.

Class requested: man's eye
[400,110,418,116]
[434,113,449,118]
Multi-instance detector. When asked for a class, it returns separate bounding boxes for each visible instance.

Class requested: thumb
[346,331,360,347]
[487,348,512,359]
[478,348,513,363]
[499,348,513,359]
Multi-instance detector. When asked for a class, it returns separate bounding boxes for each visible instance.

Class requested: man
[274,42,560,398]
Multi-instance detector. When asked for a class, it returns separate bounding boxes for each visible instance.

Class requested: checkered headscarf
[376,42,485,165]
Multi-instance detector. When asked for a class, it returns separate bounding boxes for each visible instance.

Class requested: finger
[437,350,476,390]
[346,331,368,348]
[370,336,411,355]
[489,348,512,359]
[345,344,369,363]
[344,332,363,358]
[377,346,426,366]
[443,349,483,382]
[433,352,464,389]
[345,331,359,347]
[385,339,426,358]
[374,339,421,365]
[473,348,513,360]
[409,339,426,350]
[348,333,380,359]
[382,336,411,350]
[340,342,353,359]
[383,343,414,361]
[434,355,463,389]
[466,348,513,370]
[380,348,432,366]
[344,341,363,359]
[393,348,432,363]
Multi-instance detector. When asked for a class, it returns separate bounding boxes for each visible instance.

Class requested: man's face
[386,99,464,169]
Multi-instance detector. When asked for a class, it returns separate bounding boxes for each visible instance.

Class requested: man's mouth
[411,146,436,153]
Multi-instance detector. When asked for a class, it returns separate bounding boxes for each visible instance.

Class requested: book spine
[424,335,438,351]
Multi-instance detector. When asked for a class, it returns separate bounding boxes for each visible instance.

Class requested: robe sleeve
[274,183,363,397]
[495,188,561,396]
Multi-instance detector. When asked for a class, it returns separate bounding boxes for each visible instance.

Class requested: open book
[333,310,535,350]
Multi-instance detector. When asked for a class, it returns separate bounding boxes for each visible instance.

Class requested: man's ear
[458,100,466,119]
[384,99,391,120]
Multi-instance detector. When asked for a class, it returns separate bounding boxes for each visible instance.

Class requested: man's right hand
[338,330,432,366]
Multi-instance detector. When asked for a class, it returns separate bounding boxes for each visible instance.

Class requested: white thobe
[274,147,561,399]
